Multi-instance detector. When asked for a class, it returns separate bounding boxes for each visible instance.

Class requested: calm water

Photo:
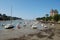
[0,20,44,30]
[0,20,34,30]
[0,20,23,29]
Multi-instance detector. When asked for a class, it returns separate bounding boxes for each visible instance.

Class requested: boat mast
[11,6,12,24]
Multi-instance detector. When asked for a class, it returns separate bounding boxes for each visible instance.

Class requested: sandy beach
[0,23,60,40]
[0,26,40,40]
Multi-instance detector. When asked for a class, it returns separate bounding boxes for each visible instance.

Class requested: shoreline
[0,22,60,40]
[7,23,60,40]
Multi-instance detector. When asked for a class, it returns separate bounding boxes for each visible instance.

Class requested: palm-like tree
[46,14,49,17]
[45,14,49,21]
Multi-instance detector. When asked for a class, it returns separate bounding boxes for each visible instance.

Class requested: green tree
[2,14,7,20]
[49,16,53,21]
[53,14,59,22]
[0,13,2,16]
[45,14,49,21]
[42,17,45,21]
[58,14,60,21]
[36,17,41,21]
[46,14,49,17]
[0,13,3,20]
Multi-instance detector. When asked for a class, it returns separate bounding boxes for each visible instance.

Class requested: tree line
[0,13,22,21]
[36,9,60,22]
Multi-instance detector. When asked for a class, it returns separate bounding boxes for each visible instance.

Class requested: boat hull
[5,26,14,29]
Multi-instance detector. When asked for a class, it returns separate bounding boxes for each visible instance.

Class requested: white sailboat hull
[4,24,14,29]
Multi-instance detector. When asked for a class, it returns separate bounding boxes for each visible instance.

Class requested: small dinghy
[4,24,14,29]
[32,24,37,29]
[31,22,38,29]
[52,24,54,26]
[44,25,48,28]
[41,24,44,27]
[16,23,21,29]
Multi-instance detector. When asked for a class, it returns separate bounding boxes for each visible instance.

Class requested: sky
[0,0,60,19]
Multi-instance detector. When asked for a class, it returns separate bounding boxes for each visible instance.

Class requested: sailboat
[4,6,14,29]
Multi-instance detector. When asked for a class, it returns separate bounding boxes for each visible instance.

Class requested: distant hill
[0,13,23,21]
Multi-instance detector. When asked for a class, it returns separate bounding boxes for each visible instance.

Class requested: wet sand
[0,23,60,40]
[0,26,40,40]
